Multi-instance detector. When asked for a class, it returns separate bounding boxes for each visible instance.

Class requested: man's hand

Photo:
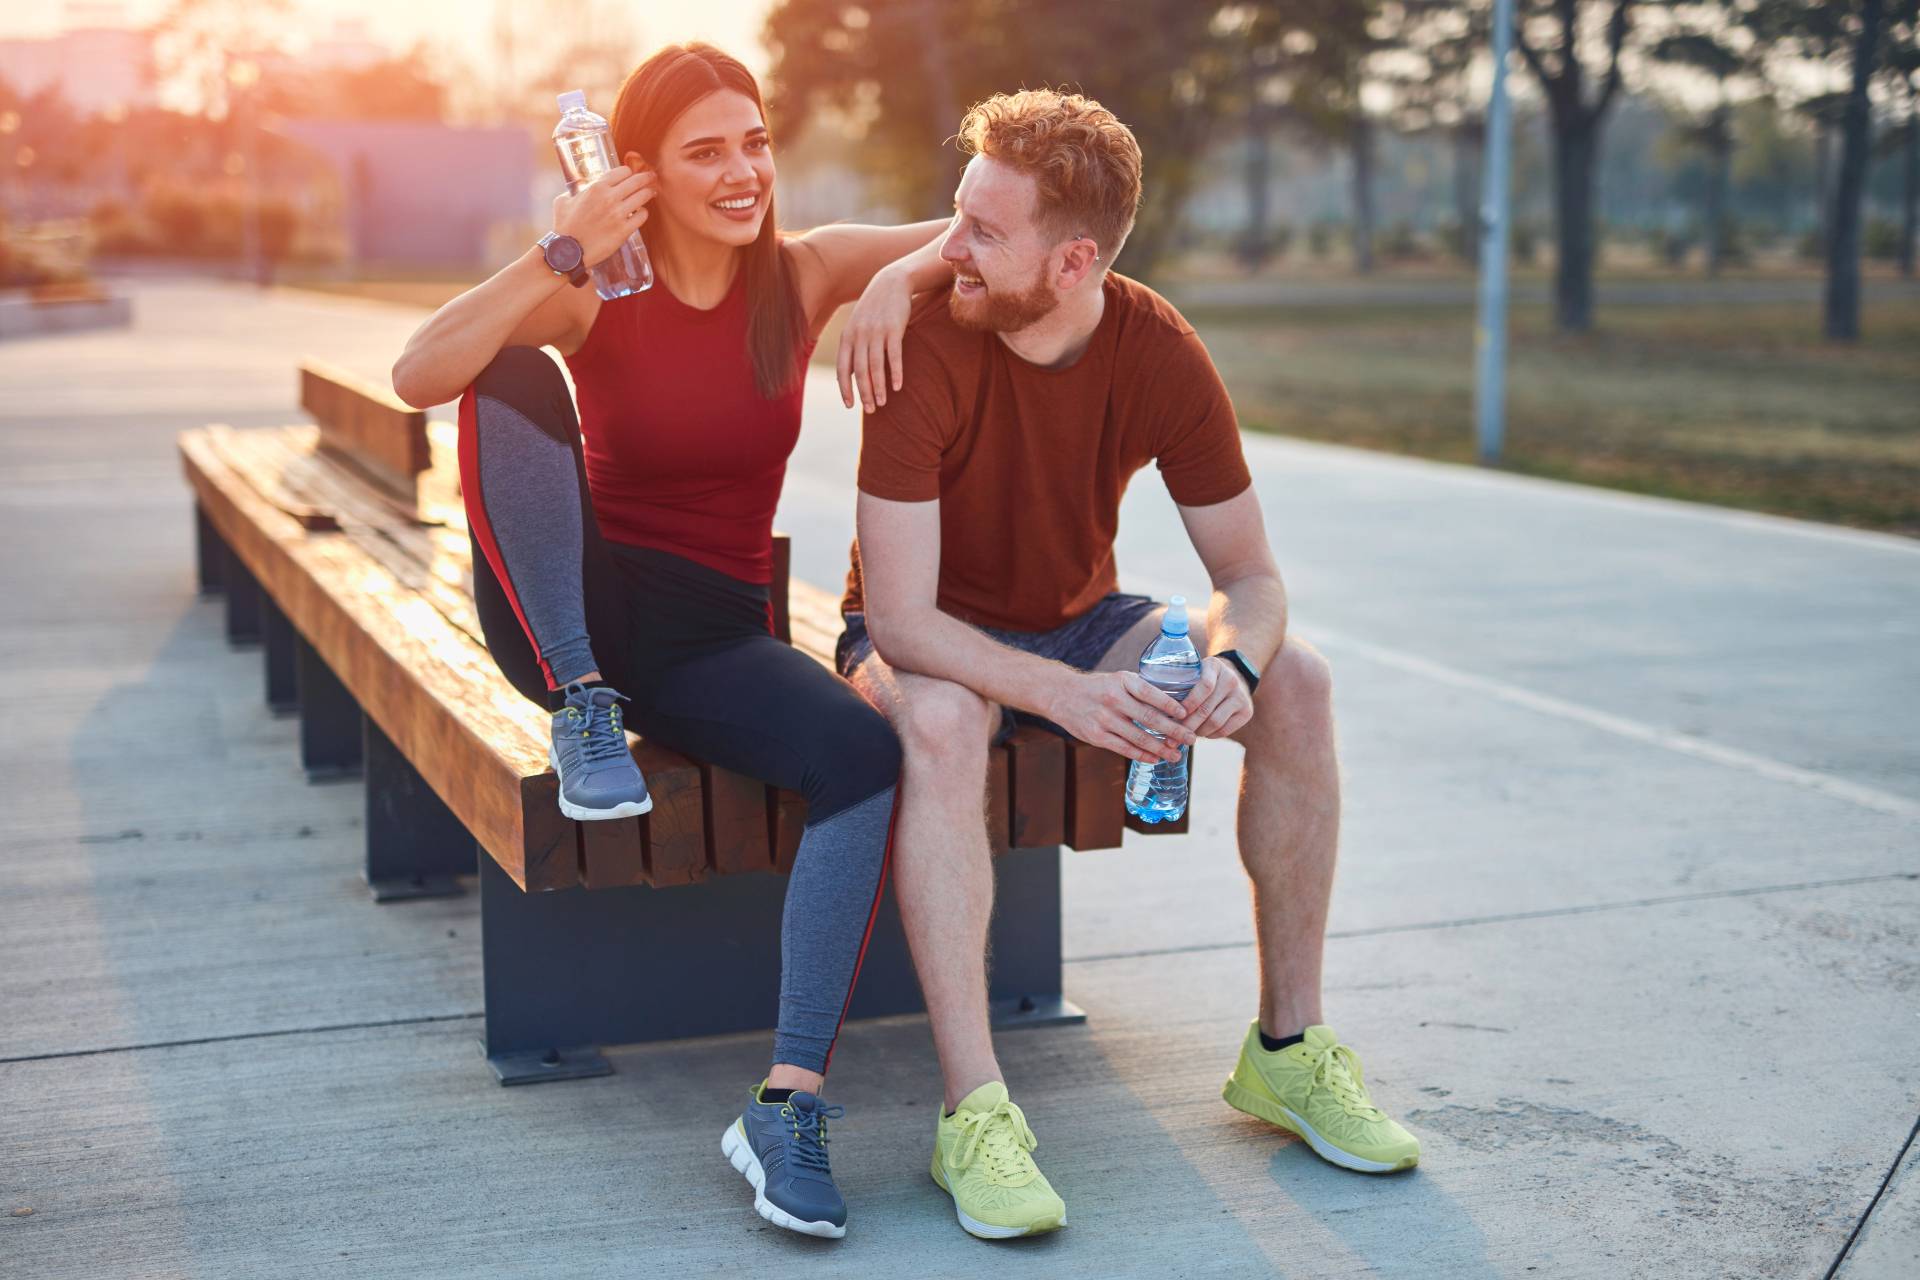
[1184,656,1256,739]
[1044,670,1195,764]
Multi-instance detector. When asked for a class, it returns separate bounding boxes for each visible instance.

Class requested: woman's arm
[787,219,951,330]
[391,167,657,409]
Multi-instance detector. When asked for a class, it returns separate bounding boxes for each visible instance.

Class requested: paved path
[1,280,1915,1278]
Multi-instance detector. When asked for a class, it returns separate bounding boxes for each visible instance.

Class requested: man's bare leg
[850,653,1006,1111]
[1098,611,1339,1039]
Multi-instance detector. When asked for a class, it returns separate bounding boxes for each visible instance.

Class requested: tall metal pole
[1474,0,1518,465]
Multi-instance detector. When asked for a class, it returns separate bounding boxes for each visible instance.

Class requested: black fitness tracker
[1216,648,1261,696]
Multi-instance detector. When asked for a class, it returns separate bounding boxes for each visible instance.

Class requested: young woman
[391,43,948,1240]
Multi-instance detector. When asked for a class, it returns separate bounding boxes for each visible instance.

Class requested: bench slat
[642,757,709,886]
[1065,740,1128,851]
[1007,727,1067,848]
[705,765,772,874]
[580,818,642,888]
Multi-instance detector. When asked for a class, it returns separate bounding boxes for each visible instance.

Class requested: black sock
[547,678,609,712]
[760,1086,796,1104]
[1259,1029,1306,1053]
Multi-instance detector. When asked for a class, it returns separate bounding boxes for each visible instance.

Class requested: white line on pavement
[1122,566,1919,821]
[1315,625,1920,821]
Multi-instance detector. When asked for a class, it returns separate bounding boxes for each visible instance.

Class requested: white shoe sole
[1222,1077,1417,1174]
[549,748,653,821]
[720,1121,846,1239]
[930,1159,1067,1238]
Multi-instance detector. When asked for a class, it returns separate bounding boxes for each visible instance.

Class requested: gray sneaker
[549,682,652,820]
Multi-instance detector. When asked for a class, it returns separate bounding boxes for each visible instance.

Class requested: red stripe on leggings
[458,386,558,691]
[819,791,899,1076]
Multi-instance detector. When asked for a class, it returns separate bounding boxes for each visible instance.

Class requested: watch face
[544,234,584,273]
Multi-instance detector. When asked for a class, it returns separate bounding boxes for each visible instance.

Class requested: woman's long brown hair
[610,43,805,399]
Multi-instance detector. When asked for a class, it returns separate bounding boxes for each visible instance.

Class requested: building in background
[279,121,536,266]
[0,2,156,115]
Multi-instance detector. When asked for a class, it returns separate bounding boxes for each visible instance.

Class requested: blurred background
[2,0,1914,533]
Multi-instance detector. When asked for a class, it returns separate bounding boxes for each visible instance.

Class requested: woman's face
[629,89,775,250]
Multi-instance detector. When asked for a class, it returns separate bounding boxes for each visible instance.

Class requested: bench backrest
[300,359,431,494]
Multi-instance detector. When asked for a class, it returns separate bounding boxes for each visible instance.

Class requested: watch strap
[1217,648,1260,695]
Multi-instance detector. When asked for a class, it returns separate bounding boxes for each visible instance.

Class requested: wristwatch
[537,231,589,288]
[1215,648,1261,695]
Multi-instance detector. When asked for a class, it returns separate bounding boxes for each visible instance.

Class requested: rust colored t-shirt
[844,272,1252,633]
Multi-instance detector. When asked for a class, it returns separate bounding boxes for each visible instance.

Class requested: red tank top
[564,263,811,584]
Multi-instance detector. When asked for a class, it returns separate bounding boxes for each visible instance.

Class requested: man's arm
[858,492,1192,764]
[1175,487,1288,739]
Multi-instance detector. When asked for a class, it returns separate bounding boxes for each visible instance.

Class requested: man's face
[940,156,1060,333]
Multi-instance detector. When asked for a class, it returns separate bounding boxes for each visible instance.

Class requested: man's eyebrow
[681,126,769,149]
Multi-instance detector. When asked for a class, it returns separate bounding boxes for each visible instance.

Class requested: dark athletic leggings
[460,346,901,1074]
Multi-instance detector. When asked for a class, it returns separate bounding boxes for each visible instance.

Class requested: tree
[1512,0,1645,332]
[1396,1,1494,264]
[153,0,292,119]
[1823,0,1889,339]
[764,0,1246,281]
[1884,0,1919,276]
[1650,25,1752,276]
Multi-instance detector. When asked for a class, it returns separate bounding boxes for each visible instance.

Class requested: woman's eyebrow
[680,126,770,150]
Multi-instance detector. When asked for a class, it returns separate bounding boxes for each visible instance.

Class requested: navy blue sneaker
[549,682,651,821]
[720,1083,849,1238]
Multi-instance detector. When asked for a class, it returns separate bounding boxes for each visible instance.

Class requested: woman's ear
[623,150,650,173]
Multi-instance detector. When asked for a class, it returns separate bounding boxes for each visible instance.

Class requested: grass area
[282,271,1920,536]
[1188,297,1920,536]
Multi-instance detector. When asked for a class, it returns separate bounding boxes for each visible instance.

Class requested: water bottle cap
[556,90,587,113]
[1164,595,1189,635]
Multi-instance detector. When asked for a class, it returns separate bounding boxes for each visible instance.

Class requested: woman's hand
[837,261,912,412]
[552,166,657,266]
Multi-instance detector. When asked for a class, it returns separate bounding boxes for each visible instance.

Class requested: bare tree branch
[1595,0,1634,119]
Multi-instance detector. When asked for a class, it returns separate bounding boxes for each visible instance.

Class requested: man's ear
[1056,239,1100,288]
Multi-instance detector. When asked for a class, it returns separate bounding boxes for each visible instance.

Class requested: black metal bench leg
[296,636,363,781]
[261,596,298,715]
[476,852,924,1085]
[364,718,470,901]
[986,845,1086,1030]
[222,545,263,647]
[195,503,224,596]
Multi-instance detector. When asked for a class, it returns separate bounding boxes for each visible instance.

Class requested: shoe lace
[565,687,633,767]
[952,1099,1039,1185]
[780,1102,844,1174]
[1308,1041,1385,1121]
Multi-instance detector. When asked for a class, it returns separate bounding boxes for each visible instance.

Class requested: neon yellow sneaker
[1222,1022,1420,1173]
[929,1081,1067,1238]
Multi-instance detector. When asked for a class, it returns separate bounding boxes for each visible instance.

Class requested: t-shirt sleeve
[855,327,957,503]
[1152,329,1253,507]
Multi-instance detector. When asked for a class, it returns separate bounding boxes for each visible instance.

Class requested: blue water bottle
[1124,595,1203,824]
[553,89,654,300]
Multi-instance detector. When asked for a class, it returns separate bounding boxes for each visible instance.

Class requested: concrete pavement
[0,279,1914,1278]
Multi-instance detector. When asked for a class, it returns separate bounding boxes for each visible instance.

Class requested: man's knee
[1238,641,1334,751]
[892,678,994,770]
[472,346,574,438]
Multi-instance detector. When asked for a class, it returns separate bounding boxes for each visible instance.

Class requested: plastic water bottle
[553,89,654,300]
[1124,595,1203,824]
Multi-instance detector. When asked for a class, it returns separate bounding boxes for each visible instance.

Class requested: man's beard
[948,262,1059,333]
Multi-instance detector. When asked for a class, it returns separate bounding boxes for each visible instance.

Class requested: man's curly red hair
[957,88,1142,268]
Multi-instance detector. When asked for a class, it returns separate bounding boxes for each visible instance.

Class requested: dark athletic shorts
[836,592,1162,743]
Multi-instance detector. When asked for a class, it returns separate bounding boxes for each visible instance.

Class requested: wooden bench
[180,360,1189,1083]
